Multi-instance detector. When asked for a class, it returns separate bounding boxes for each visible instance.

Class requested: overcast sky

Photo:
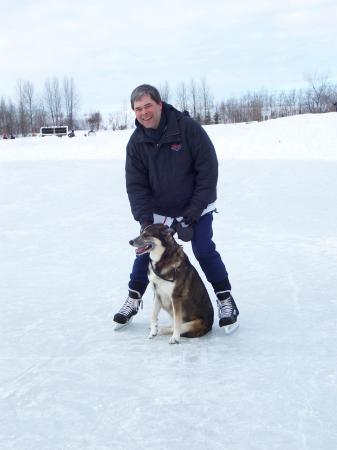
[1,0,337,115]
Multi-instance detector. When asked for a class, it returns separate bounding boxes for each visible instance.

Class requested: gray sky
[1,0,337,114]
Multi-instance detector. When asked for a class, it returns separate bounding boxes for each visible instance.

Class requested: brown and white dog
[129,224,214,344]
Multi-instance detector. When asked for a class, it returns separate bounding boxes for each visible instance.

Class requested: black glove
[140,221,153,233]
[174,221,194,242]
[182,204,204,225]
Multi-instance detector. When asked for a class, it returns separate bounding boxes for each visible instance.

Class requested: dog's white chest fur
[148,265,175,313]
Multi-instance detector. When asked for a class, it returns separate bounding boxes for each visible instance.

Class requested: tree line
[107,74,337,130]
[0,77,84,137]
[1,74,337,137]
[158,74,337,125]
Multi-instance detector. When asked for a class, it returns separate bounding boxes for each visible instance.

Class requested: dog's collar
[150,260,176,282]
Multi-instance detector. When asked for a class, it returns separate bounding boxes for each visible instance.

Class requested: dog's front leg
[149,294,161,339]
[169,299,182,344]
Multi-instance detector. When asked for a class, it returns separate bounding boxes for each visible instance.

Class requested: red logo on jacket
[170,143,182,151]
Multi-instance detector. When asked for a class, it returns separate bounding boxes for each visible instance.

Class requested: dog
[129,224,214,344]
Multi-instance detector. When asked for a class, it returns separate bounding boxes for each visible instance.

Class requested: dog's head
[129,224,175,257]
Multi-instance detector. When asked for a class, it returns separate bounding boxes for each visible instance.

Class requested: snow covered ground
[1,113,337,450]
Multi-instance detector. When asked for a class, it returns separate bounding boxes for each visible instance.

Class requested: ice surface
[1,114,337,449]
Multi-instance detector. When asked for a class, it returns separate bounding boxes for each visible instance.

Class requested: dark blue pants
[129,213,231,295]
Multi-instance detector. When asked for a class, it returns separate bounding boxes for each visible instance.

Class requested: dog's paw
[169,335,180,344]
[148,325,158,339]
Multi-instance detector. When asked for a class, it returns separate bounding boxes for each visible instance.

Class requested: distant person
[113,84,239,334]
[68,130,75,138]
[3,134,8,139]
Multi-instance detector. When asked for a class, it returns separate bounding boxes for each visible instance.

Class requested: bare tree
[22,80,35,134]
[109,109,129,131]
[16,80,30,136]
[304,72,332,113]
[0,97,9,135]
[0,97,7,134]
[34,99,48,133]
[287,89,298,116]
[44,79,55,125]
[213,104,220,124]
[109,112,120,131]
[63,77,80,129]
[0,97,19,136]
[44,77,63,125]
[7,100,17,135]
[218,91,263,124]
[199,77,214,124]
[109,103,129,131]
[86,111,102,130]
[219,97,243,123]
[159,81,170,102]
[189,78,198,119]
[176,81,189,112]
[244,92,263,121]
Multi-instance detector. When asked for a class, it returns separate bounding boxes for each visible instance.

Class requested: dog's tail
[180,318,212,338]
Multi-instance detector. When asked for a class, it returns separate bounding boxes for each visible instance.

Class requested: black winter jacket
[125,103,218,224]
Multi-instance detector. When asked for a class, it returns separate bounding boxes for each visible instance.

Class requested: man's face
[133,95,162,129]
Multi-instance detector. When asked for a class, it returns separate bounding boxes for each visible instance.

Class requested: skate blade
[113,317,133,331]
[222,322,240,335]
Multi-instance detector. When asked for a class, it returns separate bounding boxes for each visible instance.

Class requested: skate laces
[216,291,234,318]
[118,295,143,316]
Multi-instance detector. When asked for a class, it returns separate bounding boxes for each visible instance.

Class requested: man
[113,84,239,333]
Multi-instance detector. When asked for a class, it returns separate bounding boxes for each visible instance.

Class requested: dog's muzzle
[129,239,153,255]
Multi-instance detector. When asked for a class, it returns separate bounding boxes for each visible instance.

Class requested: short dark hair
[130,84,162,110]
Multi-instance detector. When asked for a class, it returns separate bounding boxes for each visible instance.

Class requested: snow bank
[1,113,337,162]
